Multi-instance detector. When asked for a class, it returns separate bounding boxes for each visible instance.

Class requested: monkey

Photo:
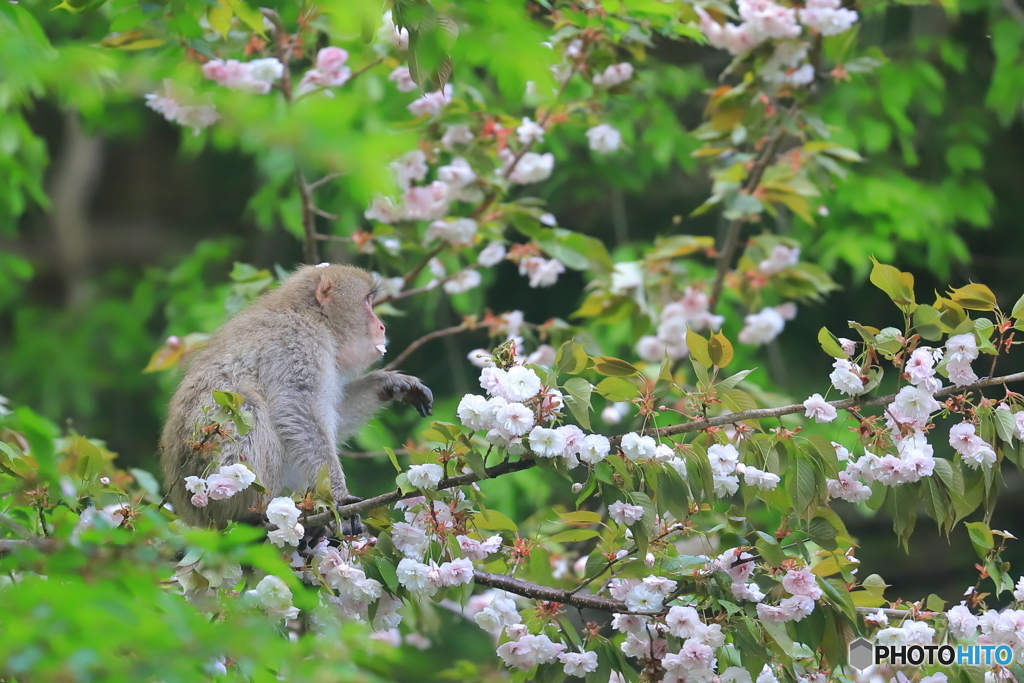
[160,263,433,528]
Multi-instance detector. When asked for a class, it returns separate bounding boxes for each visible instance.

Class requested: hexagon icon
[848,638,874,671]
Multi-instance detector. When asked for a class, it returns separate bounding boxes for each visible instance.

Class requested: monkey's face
[315,266,388,369]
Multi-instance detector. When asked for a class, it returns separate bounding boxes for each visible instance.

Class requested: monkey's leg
[271,397,350,503]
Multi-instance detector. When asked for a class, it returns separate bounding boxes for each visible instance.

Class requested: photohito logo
[847,638,1015,671]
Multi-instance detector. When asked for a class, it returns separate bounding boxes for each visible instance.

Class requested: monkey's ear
[315,274,334,306]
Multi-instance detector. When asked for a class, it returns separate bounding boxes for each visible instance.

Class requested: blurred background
[2,0,1023,642]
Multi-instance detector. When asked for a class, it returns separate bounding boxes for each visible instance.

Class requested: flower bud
[571,483,583,494]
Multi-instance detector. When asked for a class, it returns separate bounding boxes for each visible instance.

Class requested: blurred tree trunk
[49,111,103,309]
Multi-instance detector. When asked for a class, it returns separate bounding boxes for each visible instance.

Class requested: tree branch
[708,129,789,314]
[631,370,1024,443]
[301,456,539,525]
[295,168,320,264]
[383,324,470,371]
[473,570,630,612]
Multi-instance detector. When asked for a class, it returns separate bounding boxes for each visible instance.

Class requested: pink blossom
[759,244,799,273]
[779,594,815,621]
[439,558,475,585]
[696,9,757,55]
[826,471,872,503]
[559,650,599,676]
[716,548,755,583]
[592,62,634,87]
[402,181,450,221]
[408,85,452,117]
[803,393,837,423]
[608,500,644,526]
[205,472,243,500]
[782,569,822,599]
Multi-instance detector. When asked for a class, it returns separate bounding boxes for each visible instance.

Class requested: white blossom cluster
[183,463,256,508]
[312,543,386,621]
[366,148,477,226]
[296,47,352,96]
[636,287,726,362]
[518,255,566,288]
[145,80,219,135]
[202,57,284,94]
[696,0,858,90]
[609,582,787,683]
[819,332,1005,496]
[247,574,299,621]
[456,360,612,466]
[738,303,796,346]
[265,496,304,547]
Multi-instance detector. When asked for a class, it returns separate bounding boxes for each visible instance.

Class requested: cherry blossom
[802,393,837,422]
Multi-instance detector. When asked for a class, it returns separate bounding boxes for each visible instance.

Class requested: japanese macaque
[160,263,433,527]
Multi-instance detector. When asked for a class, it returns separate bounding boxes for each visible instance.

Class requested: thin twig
[313,233,351,242]
[300,457,538,526]
[307,173,341,191]
[473,570,630,612]
[401,244,447,288]
[708,128,789,314]
[383,324,469,371]
[311,206,338,220]
[633,370,1024,442]
[855,606,939,620]
[295,168,320,264]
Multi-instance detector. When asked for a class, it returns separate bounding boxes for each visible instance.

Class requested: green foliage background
[1,0,1024,679]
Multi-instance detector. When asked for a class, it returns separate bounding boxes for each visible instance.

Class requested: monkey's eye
[367,284,381,304]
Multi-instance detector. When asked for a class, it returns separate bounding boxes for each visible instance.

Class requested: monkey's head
[305,264,387,370]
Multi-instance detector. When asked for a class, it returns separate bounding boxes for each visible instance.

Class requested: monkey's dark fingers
[409,383,433,417]
[339,494,364,505]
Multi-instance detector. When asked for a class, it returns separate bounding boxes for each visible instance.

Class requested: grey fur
[160,264,432,527]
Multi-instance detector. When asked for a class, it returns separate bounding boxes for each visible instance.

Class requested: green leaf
[965,520,994,559]
[473,509,518,532]
[547,529,600,543]
[1012,292,1024,319]
[686,329,712,369]
[913,304,947,341]
[374,556,400,593]
[817,327,848,359]
[807,516,838,551]
[869,257,916,311]
[556,340,589,375]
[994,409,1016,446]
[592,356,638,377]
[755,535,788,567]
[562,377,593,431]
[948,283,997,311]
[595,377,640,401]
[557,511,603,525]
[708,331,734,368]
[383,446,402,473]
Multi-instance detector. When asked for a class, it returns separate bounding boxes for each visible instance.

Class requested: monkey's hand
[375,371,434,417]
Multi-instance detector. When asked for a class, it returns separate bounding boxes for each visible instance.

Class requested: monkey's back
[161,301,336,527]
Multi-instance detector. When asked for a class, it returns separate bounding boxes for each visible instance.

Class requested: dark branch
[383,324,469,371]
[708,129,789,314]
[473,570,630,612]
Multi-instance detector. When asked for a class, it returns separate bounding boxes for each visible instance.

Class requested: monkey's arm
[336,370,433,440]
